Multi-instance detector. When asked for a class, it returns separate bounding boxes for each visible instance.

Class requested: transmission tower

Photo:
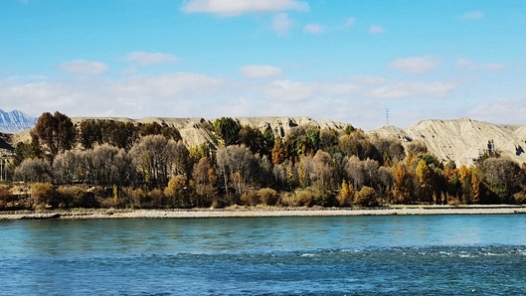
[386,108,389,126]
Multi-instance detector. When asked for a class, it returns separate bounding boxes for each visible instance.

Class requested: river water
[1,215,525,295]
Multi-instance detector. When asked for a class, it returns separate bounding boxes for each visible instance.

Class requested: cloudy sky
[1,0,525,130]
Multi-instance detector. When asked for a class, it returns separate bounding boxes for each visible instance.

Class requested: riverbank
[1,205,525,220]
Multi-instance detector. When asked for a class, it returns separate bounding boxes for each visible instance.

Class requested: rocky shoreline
[1,205,525,221]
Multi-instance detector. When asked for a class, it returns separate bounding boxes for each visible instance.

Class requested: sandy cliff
[371,118,526,166]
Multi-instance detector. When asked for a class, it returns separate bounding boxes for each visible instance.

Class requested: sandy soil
[1,205,525,221]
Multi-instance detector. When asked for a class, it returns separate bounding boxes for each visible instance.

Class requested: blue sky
[1,0,525,130]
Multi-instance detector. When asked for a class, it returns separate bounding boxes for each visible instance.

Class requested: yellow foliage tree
[393,163,413,203]
[164,175,187,207]
[337,180,354,206]
[415,160,434,203]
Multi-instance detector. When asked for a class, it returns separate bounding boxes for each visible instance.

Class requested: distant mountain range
[0,109,37,133]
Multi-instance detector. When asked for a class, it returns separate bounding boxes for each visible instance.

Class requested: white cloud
[456,59,474,69]
[0,72,486,131]
[456,59,507,71]
[0,73,226,119]
[345,17,355,27]
[319,83,361,95]
[484,63,507,71]
[0,79,96,113]
[265,80,360,101]
[272,13,294,35]
[388,57,440,74]
[240,65,282,78]
[368,81,459,99]
[467,98,526,124]
[109,73,225,98]
[369,25,385,34]
[265,80,313,101]
[462,10,484,20]
[124,52,179,65]
[181,0,309,16]
[303,24,324,35]
[353,75,386,85]
[59,60,108,74]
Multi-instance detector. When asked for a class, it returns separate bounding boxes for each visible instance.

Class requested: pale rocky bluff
[371,118,526,166]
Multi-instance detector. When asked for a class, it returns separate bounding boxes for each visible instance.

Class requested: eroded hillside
[370,118,526,166]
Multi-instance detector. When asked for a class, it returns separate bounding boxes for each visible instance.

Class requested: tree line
[1,111,526,210]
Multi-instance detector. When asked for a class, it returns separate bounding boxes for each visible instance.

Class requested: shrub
[240,191,259,206]
[0,186,12,209]
[279,192,297,207]
[295,190,313,207]
[148,189,165,208]
[354,186,378,207]
[447,197,462,206]
[310,187,332,207]
[131,188,146,208]
[57,186,96,208]
[257,188,278,206]
[31,182,56,208]
[514,191,526,204]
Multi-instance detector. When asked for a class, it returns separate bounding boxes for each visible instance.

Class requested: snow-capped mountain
[0,109,37,133]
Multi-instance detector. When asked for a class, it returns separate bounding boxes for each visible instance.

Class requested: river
[1,215,525,295]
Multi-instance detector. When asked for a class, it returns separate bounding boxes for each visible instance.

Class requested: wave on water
[2,245,526,295]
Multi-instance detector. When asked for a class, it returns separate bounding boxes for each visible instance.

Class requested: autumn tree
[310,150,332,194]
[392,163,415,203]
[271,137,288,165]
[79,119,103,149]
[172,140,191,177]
[84,144,134,187]
[14,158,53,183]
[337,180,354,206]
[79,119,141,150]
[192,157,217,207]
[129,135,178,188]
[481,157,523,203]
[370,134,405,167]
[415,159,435,203]
[377,166,393,203]
[139,121,182,141]
[164,175,188,207]
[11,141,39,168]
[345,156,380,191]
[213,117,240,146]
[238,125,273,156]
[338,130,381,162]
[319,129,339,151]
[354,186,378,207]
[216,145,259,204]
[32,111,76,158]
[53,150,84,184]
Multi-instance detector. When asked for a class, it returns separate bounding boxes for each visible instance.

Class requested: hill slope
[370,118,526,166]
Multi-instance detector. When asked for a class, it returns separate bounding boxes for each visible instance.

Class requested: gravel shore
[1,205,525,220]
